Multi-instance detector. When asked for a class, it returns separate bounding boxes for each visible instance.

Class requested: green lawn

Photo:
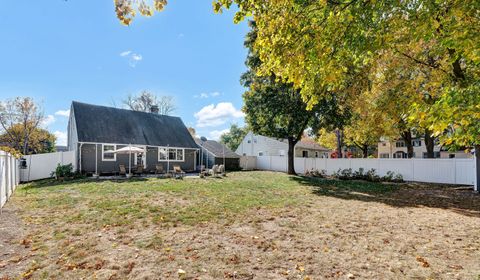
[1,171,479,279]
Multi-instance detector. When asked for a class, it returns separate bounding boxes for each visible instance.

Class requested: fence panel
[20,151,76,182]
[0,151,20,208]
[255,155,475,186]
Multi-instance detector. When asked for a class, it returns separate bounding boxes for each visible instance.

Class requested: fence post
[412,159,415,181]
[453,158,457,184]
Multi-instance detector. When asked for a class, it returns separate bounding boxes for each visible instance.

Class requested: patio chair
[209,165,219,176]
[134,165,144,176]
[155,164,165,175]
[218,164,225,175]
[119,164,127,176]
[173,165,186,178]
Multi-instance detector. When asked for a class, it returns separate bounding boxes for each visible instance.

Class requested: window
[247,140,251,144]
[395,141,405,148]
[159,148,168,160]
[382,142,387,147]
[302,151,309,158]
[279,150,285,157]
[258,151,264,156]
[393,152,407,158]
[449,154,456,159]
[380,153,390,158]
[315,152,319,158]
[102,144,116,161]
[158,148,185,161]
[413,140,422,147]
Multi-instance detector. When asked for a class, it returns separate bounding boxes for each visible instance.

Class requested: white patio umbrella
[107,145,145,176]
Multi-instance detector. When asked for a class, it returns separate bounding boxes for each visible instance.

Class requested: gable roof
[72,101,198,148]
[195,139,240,158]
[295,140,330,152]
[275,138,330,152]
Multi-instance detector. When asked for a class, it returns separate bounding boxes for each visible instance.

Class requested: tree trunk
[401,130,414,158]
[424,130,435,158]
[287,137,296,175]
[362,144,368,158]
[335,129,343,158]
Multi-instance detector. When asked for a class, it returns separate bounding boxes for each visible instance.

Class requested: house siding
[236,132,329,158]
[79,144,197,174]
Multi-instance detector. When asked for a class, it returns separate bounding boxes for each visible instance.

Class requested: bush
[51,164,74,179]
[305,169,326,178]
[332,168,402,183]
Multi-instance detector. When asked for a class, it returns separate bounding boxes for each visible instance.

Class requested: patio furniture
[155,164,165,175]
[119,164,127,176]
[134,165,144,176]
[173,165,185,178]
[209,165,219,176]
[218,164,225,175]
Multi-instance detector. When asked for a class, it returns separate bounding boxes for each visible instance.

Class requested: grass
[1,171,479,279]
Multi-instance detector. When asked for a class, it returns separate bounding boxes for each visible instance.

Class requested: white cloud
[54,131,68,146]
[194,91,221,99]
[194,102,244,128]
[120,50,143,67]
[55,109,70,117]
[41,115,55,128]
[209,129,229,141]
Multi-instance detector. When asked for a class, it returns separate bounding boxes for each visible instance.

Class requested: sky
[0,1,249,146]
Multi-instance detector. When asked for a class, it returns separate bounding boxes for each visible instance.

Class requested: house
[236,132,330,158]
[377,138,473,159]
[195,139,240,170]
[67,101,199,175]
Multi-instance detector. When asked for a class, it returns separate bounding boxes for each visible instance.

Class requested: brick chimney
[150,105,159,114]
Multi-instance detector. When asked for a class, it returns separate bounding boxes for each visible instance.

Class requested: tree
[219,124,247,151]
[242,21,339,175]
[0,97,45,155]
[0,124,56,155]
[114,0,167,25]
[123,91,176,115]
[187,127,197,138]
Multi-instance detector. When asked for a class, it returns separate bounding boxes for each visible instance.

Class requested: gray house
[195,139,240,170]
[67,101,199,175]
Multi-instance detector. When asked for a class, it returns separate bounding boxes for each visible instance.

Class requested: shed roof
[195,139,240,158]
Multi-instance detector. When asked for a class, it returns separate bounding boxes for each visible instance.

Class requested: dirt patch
[0,205,32,279]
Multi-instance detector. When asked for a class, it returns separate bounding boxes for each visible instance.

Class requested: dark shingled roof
[195,139,240,158]
[72,101,198,148]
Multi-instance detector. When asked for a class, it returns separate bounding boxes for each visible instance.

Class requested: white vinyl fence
[0,151,20,208]
[20,151,76,182]
[255,156,476,186]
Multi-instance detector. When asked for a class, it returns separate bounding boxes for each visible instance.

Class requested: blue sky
[0,1,249,145]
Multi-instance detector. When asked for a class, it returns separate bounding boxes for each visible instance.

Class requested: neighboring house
[378,138,441,159]
[195,139,240,170]
[55,146,68,152]
[236,132,330,158]
[67,101,199,175]
[377,138,473,159]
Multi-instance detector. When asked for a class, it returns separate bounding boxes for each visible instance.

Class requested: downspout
[79,143,84,174]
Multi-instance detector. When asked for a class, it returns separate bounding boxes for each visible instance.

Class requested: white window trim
[158,147,185,162]
[102,144,117,162]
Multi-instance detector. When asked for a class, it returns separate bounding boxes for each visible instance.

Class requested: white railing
[20,151,76,182]
[255,156,476,186]
[0,151,20,208]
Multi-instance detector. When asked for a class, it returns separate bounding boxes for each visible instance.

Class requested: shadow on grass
[292,176,480,218]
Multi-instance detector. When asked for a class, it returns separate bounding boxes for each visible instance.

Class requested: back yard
[0,171,479,279]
